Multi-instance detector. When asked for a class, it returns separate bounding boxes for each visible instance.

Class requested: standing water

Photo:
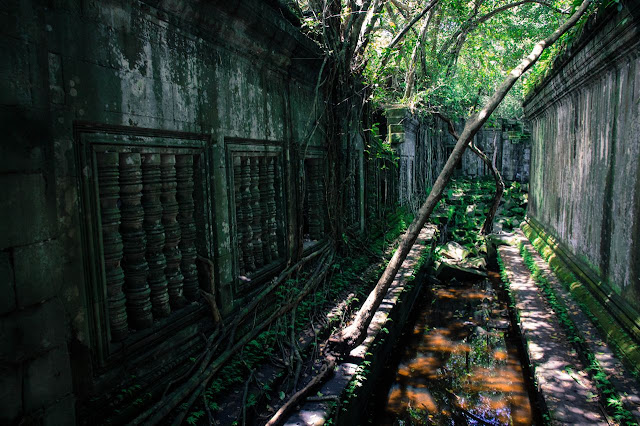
[369,271,540,425]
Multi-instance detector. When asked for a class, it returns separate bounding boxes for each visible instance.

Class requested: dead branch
[265,356,337,426]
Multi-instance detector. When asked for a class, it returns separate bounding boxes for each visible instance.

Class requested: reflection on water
[374,275,535,425]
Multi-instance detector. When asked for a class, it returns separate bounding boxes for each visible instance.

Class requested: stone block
[14,239,64,307]
[0,366,22,424]
[0,174,54,249]
[24,347,73,412]
[0,107,47,174]
[43,394,76,426]
[0,251,16,314]
[0,299,66,363]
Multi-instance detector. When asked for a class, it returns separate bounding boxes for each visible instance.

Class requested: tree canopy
[289,0,590,120]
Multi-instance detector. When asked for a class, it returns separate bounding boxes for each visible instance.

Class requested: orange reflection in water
[377,280,534,425]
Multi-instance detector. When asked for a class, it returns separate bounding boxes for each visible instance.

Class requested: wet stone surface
[371,276,536,425]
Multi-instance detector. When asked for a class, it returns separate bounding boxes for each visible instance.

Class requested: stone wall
[386,108,531,207]
[0,1,368,423]
[524,1,640,339]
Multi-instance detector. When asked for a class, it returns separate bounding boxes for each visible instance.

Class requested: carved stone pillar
[119,152,153,330]
[176,155,199,301]
[142,153,171,318]
[161,154,186,309]
[97,152,129,341]
[233,156,245,275]
[266,157,279,259]
[250,157,264,269]
[240,156,255,273]
[258,157,272,265]
[307,160,324,240]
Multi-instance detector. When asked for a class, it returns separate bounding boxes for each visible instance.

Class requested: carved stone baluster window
[161,154,186,309]
[142,154,171,318]
[228,144,285,287]
[120,152,153,330]
[176,155,199,301]
[78,129,212,365]
[97,152,128,341]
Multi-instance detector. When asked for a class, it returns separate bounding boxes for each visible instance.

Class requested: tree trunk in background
[403,8,434,101]
[480,133,504,234]
[331,0,592,352]
[434,112,505,234]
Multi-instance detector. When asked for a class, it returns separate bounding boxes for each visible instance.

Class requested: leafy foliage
[291,0,590,119]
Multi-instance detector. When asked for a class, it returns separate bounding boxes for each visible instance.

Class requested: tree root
[132,248,334,425]
[265,355,337,426]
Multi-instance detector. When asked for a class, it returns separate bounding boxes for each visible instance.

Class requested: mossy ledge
[522,218,640,378]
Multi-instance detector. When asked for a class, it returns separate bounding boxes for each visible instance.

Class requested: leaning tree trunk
[330,0,592,353]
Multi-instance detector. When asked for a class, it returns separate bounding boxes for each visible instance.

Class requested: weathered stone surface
[390,108,530,207]
[524,3,640,310]
[0,0,364,423]
[0,367,22,423]
[435,260,488,281]
[13,239,64,307]
[0,174,54,249]
[24,347,73,412]
[42,394,76,426]
[0,299,66,363]
[440,241,471,261]
[0,251,16,314]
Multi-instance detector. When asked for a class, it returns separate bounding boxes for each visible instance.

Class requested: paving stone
[499,242,607,425]
[0,367,22,424]
[14,239,64,307]
[24,347,73,412]
[0,251,16,314]
[0,299,66,363]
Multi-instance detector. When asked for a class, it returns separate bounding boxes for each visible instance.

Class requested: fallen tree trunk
[330,0,592,353]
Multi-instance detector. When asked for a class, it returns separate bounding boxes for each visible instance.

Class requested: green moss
[521,222,640,378]
[518,242,636,425]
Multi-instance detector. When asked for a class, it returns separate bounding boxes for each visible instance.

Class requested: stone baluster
[119,152,153,330]
[176,155,199,301]
[266,157,279,259]
[161,154,186,309]
[142,153,171,318]
[258,157,272,265]
[97,152,129,342]
[249,157,264,269]
[233,156,245,275]
[240,156,255,273]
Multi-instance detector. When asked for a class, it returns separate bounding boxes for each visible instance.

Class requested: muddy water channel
[370,272,540,425]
